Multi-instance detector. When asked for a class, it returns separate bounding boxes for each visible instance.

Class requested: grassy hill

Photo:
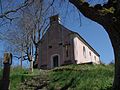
[49,64,114,90]
[0,64,114,90]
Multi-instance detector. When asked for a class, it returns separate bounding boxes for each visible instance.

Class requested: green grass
[0,68,2,77]
[0,67,39,90]
[9,67,29,90]
[49,64,114,90]
[9,67,42,90]
[0,64,114,90]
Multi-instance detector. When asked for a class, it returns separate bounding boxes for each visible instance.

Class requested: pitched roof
[39,18,100,57]
[59,24,100,57]
[72,32,100,57]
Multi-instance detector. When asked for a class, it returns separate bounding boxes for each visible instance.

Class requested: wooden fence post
[1,52,12,90]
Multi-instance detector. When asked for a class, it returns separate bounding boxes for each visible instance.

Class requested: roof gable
[39,20,100,57]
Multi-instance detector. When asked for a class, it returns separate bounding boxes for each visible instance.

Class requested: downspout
[40,42,42,68]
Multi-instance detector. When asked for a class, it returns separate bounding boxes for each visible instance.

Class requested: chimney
[50,14,60,24]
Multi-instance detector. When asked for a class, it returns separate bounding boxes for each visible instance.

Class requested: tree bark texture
[69,0,120,89]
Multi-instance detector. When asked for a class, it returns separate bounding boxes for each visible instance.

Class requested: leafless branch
[0,0,34,20]
[42,0,55,15]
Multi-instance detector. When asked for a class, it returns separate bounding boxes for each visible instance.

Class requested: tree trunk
[69,0,120,89]
[33,45,38,68]
[34,45,38,63]
[28,53,33,72]
[20,51,23,68]
[102,23,120,89]
[30,59,33,73]
[112,45,120,89]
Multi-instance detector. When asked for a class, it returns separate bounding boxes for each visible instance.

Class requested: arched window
[65,45,68,57]
[83,46,86,58]
[94,56,96,61]
[89,52,91,56]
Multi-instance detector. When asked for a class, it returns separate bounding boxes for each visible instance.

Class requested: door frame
[51,54,60,68]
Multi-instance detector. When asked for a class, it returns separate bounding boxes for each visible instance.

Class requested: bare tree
[0,0,35,41]
[4,26,32,67]
[0,0,35,70]
[0,0,34,20]
[17,0,57,71]
[4,0,56,71]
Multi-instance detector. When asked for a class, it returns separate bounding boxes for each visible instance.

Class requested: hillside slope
[0,64,114,90]
[19,64,114,90]
[49,64,114,90]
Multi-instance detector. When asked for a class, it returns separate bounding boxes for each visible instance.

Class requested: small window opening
[65,45,68,57]
[83,46,86,58]
[48,45,52,48]
[89,52,91,56]
[94,56,96,61]
[59,42,63,45]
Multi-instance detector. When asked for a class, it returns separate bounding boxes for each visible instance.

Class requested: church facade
[37,15,100,69]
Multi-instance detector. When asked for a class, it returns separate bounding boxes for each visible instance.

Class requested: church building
[37,15,100,69]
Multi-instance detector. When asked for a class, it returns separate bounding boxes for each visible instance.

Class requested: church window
[83,46,86,58]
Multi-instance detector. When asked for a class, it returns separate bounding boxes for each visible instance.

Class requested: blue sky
[59,1,114,64]
[63,16,114,64]
[0,0,114,66]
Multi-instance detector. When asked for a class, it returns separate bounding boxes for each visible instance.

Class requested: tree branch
[69,0,113,25]
[0,0,34,20]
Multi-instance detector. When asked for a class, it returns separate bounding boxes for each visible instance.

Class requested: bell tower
[50,14,60,24]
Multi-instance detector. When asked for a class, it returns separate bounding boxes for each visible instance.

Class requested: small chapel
[37,15,100,69]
